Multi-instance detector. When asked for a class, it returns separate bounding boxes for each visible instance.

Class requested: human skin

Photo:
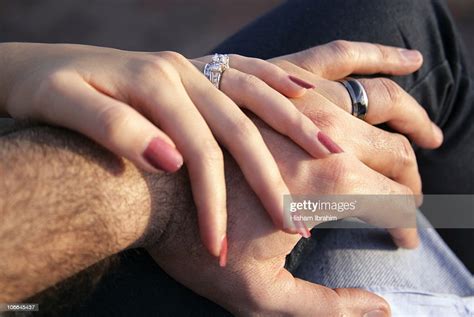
[0,43,442,315]
[0,42,443,262]
[0,122,401,316]
[0,42,320,262]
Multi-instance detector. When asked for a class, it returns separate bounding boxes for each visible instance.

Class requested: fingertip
[276,75,308,98]
[431,122,444,147]
[416,122,444,150]
[142,137,184,172]
[398,236,420,249]
[336,288,391,317]
[415,193,424,208]
[219,235,228,267]
[195,190,228,258]
[394,49,423,75]
[392,230,420,249]
[288,75,316,91]
[418,50,424,68]
[398,49,423,64]
[200,225,226,258]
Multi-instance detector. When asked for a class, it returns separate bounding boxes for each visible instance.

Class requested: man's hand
[269,41,443,197]
[149,42,442,316]
[149,120,417,316]
[0,41,437,315]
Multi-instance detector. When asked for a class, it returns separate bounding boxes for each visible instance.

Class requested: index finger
[276,40,423,80]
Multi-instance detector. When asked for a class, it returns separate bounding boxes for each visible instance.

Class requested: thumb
[269,270,391,317]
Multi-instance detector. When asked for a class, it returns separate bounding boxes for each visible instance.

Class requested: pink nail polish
[298,219,311,238]
[219,236,228,267]
[299,223,311,238]
[317,131,344,154]
[293,211,312,238]
[289,75,315,89]
[143,138,183,172]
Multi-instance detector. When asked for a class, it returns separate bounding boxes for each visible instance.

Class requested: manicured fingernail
[219,235,228,267]
[297,226,311,238]
[300,224,311,239]
[399,49,422,63]
[317,131,344,154]
[293,217,311,238]
[431,122,444,144]
[363,309,388,317]
[143,137,183,172]
[289,75,315,89]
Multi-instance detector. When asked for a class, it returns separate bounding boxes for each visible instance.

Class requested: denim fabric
[295,214,473,296]
[294,214,474,316]
[365,289,473,317]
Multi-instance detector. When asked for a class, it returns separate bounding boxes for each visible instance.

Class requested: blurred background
[0,0,473,62]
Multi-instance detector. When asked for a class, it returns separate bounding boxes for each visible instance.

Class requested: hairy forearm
[0,124,178,301]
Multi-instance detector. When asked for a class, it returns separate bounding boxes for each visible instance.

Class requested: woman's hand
[0,43,330,263]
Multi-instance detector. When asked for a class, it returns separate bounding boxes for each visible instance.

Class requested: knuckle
[273,59,296,70]
[230,116,259,141]
[418,107,432,125]
[318,155,356,193]
[31,71,70,118]
[307,109,339,131]
[42,72,69,92]
[378,78,402,105]
[329,40,356,61]
[196,139,224,167]
[374,43,391,62]
[157,50,187,65]
[251,57,274,71]
[394,134,416,167]
[238,73,264,91]
[96,106,130,141]
[141,56,177,81]
[401,185,414,197]
[227,54,244,64]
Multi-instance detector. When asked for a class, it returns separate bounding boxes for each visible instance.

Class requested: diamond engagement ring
[203,54,230,89]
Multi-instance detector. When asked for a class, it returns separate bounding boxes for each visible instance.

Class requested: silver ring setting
[338,77,369,120]
[203,54,230,89]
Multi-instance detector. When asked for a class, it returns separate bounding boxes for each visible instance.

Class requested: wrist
[0,42,15,116]
[102,165,182,251]
[0,42,38,117]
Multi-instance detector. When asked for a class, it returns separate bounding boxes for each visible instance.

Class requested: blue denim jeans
[294,214,474,316]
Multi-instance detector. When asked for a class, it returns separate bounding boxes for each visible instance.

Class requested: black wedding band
[338,78,369,120]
